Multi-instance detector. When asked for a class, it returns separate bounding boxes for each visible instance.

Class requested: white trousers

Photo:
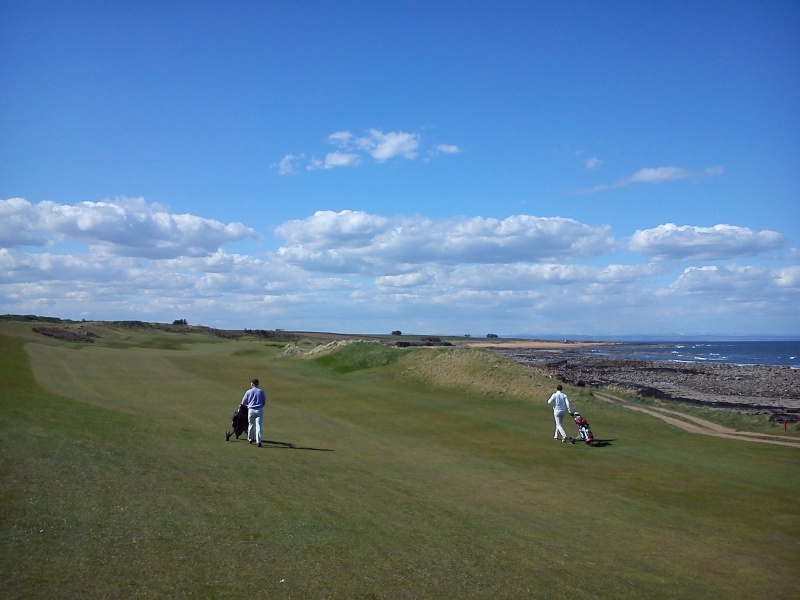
[248,408,263,444]
[553,411,567,440]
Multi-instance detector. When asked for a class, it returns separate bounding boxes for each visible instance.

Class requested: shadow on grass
[570,438,616,447]
[588,438,615,447]
[260,439,334,452]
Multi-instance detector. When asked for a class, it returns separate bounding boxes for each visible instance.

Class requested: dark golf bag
[226,404,249,441]
[569,412,594,444]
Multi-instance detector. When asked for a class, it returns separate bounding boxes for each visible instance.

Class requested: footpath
[593,391,800,449]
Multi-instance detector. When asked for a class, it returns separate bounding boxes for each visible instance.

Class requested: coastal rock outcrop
[494,348,800,416]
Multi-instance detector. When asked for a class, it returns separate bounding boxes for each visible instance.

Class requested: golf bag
[225,404,249,441]
[569,412,594,444]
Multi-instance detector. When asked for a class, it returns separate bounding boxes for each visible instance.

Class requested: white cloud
[774,265,800,288]
[354,129,420,161]
[375,270,435,288]
[307,151,362,170]
[0,248,133,284]
[276,210,389,248]
[575,165,724,194]
[584,157,602,169]
[280,128,458,173]
[2,198,796,336]
[442,262,658,292]
[629,223,785,261]
[277,153,303,175]
[628,166,694,184]
[662,264,800,301]
[0,197,49,246]
[0,197,255,258]
[431,144,462,155]
[273,210,615,274]
[327,131,353,146]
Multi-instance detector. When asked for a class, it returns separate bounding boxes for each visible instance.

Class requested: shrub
[32,327,95,343]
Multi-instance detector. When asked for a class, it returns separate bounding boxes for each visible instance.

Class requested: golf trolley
[568,411,594,445]
[225,404,248,441]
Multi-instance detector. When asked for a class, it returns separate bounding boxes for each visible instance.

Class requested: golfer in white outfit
[547,384,572,442]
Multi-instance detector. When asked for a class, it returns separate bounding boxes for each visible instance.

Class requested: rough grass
[312,342,405,373]
[394,346,553,401]
[1,324,799,599]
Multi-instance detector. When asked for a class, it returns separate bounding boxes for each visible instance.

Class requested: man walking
[547,384,571,442]
[241,378,267,447]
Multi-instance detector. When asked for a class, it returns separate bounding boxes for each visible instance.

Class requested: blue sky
[1,1,798,336]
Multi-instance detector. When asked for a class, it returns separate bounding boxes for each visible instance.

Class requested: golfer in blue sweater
[241,378,267,447]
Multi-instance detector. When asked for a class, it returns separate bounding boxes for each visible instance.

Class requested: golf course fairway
[1,321,798,599]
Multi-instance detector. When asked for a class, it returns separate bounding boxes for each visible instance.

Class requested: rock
[493,348,800,413]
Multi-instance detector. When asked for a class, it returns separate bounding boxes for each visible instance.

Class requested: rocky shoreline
[492,347,800,419]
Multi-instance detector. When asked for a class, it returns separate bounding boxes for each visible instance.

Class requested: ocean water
[585,341,800,368]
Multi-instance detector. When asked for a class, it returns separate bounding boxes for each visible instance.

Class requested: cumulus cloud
[280,128,458,173]
[360,129,419,161]
[775,266,800,288]
[0,197,255,258]
[0,197,48,246]
[0,247,136,284]
[575,165,724,194]
[2,198,795,336]
[628,223,785,261]
[440,262,659,292]
[273,210,615,274]
[662,264,800,299]
[375,270,435,288]
[275,210,389,248]
[328,128,418,161]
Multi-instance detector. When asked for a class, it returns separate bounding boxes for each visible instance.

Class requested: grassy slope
[1,324,798,599]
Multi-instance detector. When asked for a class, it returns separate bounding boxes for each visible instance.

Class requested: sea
[583,341,799,368]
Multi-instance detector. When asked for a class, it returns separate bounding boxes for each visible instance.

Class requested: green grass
[1,324,799,599]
